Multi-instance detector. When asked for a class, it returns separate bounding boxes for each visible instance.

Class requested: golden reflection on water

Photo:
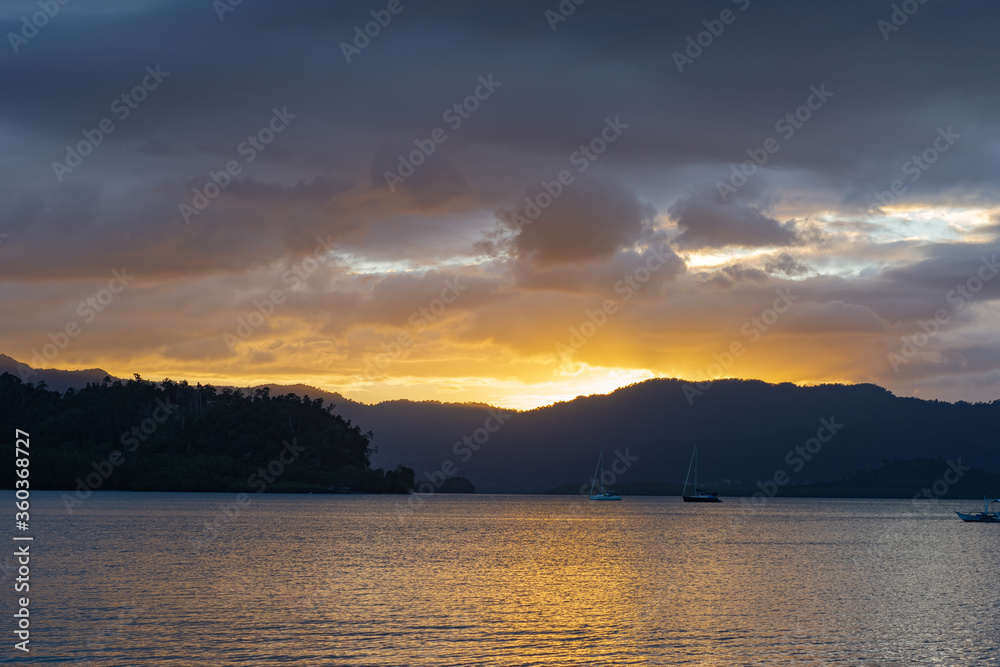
[21,492,1000,666]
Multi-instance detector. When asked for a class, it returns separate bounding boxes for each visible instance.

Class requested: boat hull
[683,495,722,503]
[589,447,622,500]
[955,498,1000,522]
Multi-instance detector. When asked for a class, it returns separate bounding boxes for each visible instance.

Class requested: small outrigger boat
[955,497,1000,522]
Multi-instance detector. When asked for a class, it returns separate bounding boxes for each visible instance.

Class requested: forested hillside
[0,372,414,493]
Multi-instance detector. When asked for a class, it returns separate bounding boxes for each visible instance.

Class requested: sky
[2,0,999,409]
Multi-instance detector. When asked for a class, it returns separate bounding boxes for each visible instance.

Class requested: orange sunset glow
[6,199,999,408]
[3,2,999,412]
[5,2,1000,665]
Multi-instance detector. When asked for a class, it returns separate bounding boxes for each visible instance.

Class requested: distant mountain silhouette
[771,457,1000,499]
[0,354,113,394]
[259,380,1000,494]
[5,354,999,494]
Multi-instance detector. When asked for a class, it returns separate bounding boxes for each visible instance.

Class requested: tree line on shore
[0,372,415,494]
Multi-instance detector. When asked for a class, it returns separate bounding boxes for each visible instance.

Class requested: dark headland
[2,355,998,498]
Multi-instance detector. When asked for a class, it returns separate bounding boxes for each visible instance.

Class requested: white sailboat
[682,444,721,502]
[589,446,621,501]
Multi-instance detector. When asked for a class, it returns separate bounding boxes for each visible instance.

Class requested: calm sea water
[3,492,999,665]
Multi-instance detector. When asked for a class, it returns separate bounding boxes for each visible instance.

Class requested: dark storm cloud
[2,0,1000,404]
[500,177,654,267]
[3,0,999,276]
[756,238,1000,329]
[701,253,808,288]
[765,253,810,277]
[507,244,685,298]
[987,213,1000,237]
[0,174,362,281]
[669,185,799,249]
[880,241,1000,302]
[368,145,475,211]
[721,264,769,284]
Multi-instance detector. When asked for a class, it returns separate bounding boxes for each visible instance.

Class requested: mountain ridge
[3,354,998,493]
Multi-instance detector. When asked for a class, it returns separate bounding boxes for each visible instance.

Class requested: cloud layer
[2,0,999,407]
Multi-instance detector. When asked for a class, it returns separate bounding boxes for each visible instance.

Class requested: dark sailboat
[682,444,721,503]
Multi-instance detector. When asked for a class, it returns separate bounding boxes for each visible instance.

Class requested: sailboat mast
[591,446,604,496]
[693,445,698,492]
[683,445,696,496]
[599,448,605,493]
